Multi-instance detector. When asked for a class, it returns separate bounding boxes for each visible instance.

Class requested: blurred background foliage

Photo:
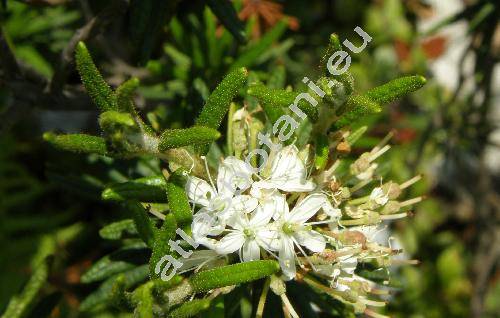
[0,0,498,317]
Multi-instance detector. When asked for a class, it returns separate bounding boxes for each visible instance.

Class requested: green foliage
[206,0,246,43]
[75,42,117,111]
[43,132,108,156]
[99,219,138,240]
[189,261,280,292]
[159,127,221,151]
[195,67,248,130]
[365,75,427,105]
[1,257,51,318]
[102,176,168,203]
[166,170,192,226]
[168,298,211,318]
[149,214,177,279]
[127,202,158,248]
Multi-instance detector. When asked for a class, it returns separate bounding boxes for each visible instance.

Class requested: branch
[48,0,128,93]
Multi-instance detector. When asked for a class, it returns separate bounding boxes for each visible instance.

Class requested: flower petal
[257,227,281,251]
[278,236,296,280]
[294,230,326,253]
[192,209,225,238]
[241,240,261,262]
[217,157,254,197]
[185,176,216,206]
[288,193,329,223]
[218,195,258,224]
[267,145,316,192]
[215,232,245,255]
[249,205,273,227]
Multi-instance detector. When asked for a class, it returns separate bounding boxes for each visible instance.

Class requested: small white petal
[217,195,258,221]
[249,205,273,227]
[241,240,261,262]
[185,176,216,206]
[288,193,329,224]
[217,157,254,196]
[294,230,326,253]
[192,209,225,238]
[257,228,281,251]
[278,236,296,280]
[215,232,245,255]
[267,145,316,192]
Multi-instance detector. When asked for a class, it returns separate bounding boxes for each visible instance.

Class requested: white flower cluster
[185,141,421,310]
[186,145,337,280]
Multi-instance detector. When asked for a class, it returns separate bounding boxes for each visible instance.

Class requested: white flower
[186,157,258,245]
[215,205,273,262]
[261,193,334,279]
[251,145,315,195]
[369,187,389,206]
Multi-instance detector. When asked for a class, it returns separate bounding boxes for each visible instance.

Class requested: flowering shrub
[23,29,427,317]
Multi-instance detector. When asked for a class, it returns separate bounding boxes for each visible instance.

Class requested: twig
[48,0,128,93]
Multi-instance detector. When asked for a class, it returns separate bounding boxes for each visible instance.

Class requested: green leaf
[166,170,192,225]
[206,0,246,43]
[75,42,116,111]
[231,20,287,70]
[159,127,221,151]
[127,202,157,248]
[320,33,342,72]
[99,219,138,240]
[315,135,329,170]
[102,176,168,203]
[132,283,154,318]
[346,126,368,146]
[189,260,280,292]
[195,67,248,130]
[81,245,148,283]
[1,257,51,318]
[43,132,107,156]
[335,95,381,128]
[99,111,136,131]
[80,265,149,311]
[129,0,181,63]
[116,77,140,113]
[247,84,319,122]
[168,298,211,318]
[149,214,177,279]
[365,75,426,105]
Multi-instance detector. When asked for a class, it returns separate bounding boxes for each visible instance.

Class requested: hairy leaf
[75,42,116,111]
[43,132,107,156]
[190,260,280,292]
[159,127,221,151]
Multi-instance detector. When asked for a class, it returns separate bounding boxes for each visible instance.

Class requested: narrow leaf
[81,245,148,283]
[196,67,248,129]
[159,127,221,151]
[231,20,287,70]
[127,202,157,248]
[75,42,116,111]
[168,298,211,318]
[99,219,138,240]
[189,260,280,292]
[247,84,319,122]
[166,170,192,225]
[102,176,168,203]
[206,0,246,43]
[335,95,381,128]
[149,214,177,279]
[43,132,107,156]
[315,135,329,170]
[116,77,140,113]
[365,75,426,105]
[1,257,51,318]
[80,265,149,311]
